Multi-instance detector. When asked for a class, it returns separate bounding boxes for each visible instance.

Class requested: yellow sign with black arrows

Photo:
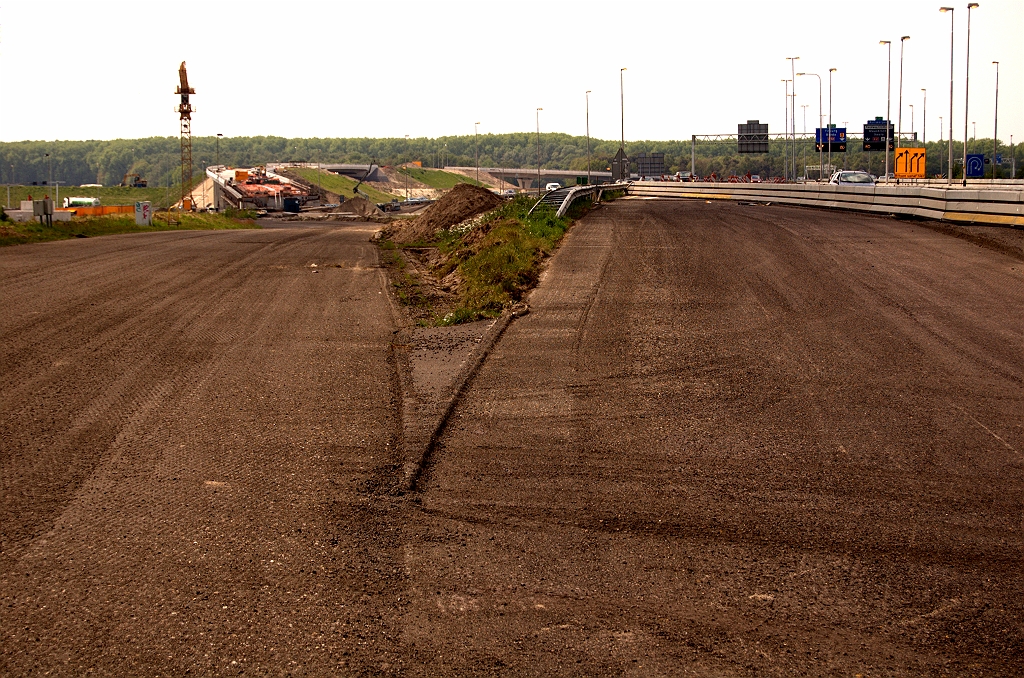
[895,147,926,179]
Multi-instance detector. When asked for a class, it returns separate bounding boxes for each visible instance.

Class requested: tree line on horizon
[1,134,1018,188]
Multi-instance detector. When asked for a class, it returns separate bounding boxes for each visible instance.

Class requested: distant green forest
[1,134,1019,188]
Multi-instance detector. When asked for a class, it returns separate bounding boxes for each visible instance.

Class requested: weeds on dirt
[0,212,256,247]
[380,194,577,325]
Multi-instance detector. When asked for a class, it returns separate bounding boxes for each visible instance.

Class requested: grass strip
[286,168,399,204]
[395,167,484,190]
[0,210,256,247]
[3,182,203,210]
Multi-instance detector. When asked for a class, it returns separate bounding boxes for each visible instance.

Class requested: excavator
[120,172,148,188]
[350,159,376,201]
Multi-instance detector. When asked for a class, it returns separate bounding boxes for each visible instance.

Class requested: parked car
[545,182,561,192]
[829,170,875,186]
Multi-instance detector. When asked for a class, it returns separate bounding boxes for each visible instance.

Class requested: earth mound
[336,197,382,217]
[391,183,501,243]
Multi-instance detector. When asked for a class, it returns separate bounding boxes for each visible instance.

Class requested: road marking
[954,405,1019,456]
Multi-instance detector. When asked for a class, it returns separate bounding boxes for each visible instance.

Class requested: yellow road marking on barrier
[944,212,1024,226]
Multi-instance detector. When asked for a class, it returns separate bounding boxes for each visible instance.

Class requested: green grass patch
[0,210,256,247]
[286,168,399,204]
[395,167,484,190]
[2,183,199,210]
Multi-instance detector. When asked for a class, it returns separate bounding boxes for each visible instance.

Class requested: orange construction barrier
[56,205,136,217]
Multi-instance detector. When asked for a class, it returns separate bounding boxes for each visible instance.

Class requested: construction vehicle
[120,172,148,188]
[351,161,377,201]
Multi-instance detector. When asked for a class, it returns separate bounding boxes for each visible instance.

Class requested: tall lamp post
[619,68,627,154]
[536,107,543,196]
[880,40,892,183]
[404,135,410,200]
[585,90,592,185]
[474,122,481,184]
[828,68,836,175]
[939,116,945,177]
[962,2,979,186]
[921,89,927,145]
[802,104,809,175]
[910,104,915,139]
[797,72,822,181]
[940,7,955,184]
[992,60,999,179]
[787,56,800,180]
[782,80,791,180]
[216,133,223,167]
[898,36,910,163]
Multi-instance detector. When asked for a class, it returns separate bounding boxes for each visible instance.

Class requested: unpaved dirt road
[1,203,1022,676]
[0,223,410,674]
[406,200,1023,675]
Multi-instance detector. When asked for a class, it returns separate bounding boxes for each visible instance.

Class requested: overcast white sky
[1,0,1021,145]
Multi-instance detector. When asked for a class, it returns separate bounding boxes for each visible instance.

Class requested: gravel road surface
[1,203,1021,676]
[405,200,1023,675]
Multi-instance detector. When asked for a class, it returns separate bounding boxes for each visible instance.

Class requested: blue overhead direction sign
[815,127,847,152]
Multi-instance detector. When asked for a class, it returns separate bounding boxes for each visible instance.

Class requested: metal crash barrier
[626,181,1024,227]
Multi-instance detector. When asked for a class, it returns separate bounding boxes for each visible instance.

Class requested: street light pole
[474,122,480,184]
[619,68,626,153]
[910,104,915,138]
[536,107,543,196]
[921,89,927,145]
[797,72,822,181]
[880,40,892,183]
[898,36,910,163]
[216,133,223,167]
[829,68,836,176]
[992,60,999,179]
[585,90,592,185]
[787,57,800,180]
[940,7,955,184]
[404,135,410,200]
[963,2,979,186]
[801,104,808,177]
[782,79,790,182]
[782,80,791,180]
[939,116,945,177]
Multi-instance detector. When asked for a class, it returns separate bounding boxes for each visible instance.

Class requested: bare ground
[1,203,1021,675]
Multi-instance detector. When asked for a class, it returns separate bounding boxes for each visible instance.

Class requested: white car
[545,182,561,192]
[829,171,875,186]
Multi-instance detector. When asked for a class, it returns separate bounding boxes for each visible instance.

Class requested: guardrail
[626,181,1024,227]
[528,182,631,218]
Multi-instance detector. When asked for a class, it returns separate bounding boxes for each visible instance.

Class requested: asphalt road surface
[1,202,1022,676]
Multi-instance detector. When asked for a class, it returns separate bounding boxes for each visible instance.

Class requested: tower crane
[175,62,195,210]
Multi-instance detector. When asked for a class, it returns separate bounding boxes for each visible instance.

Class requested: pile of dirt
[335,197,383,217]
[389,183,501,243]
